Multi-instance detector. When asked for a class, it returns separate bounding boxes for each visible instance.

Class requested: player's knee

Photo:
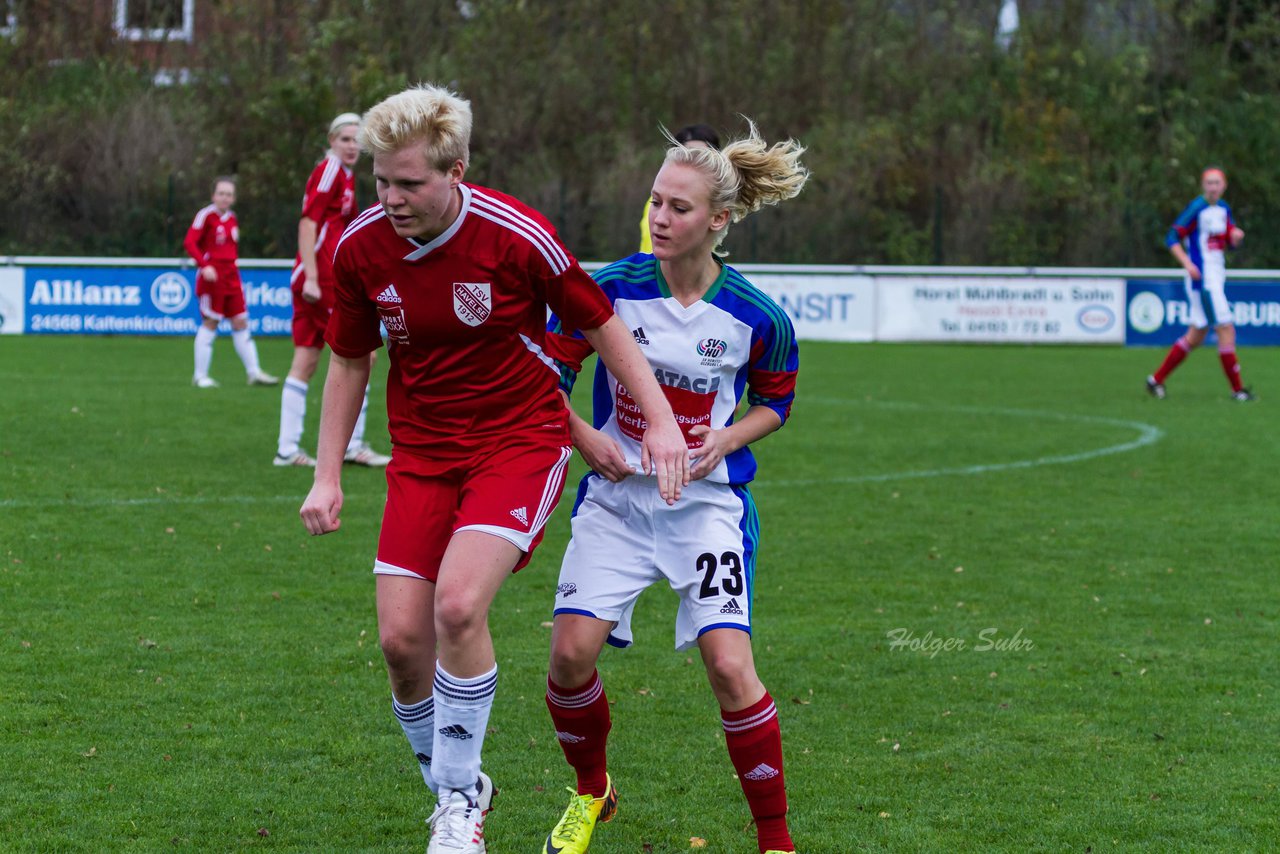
[433,589,486,640]
[704,647,756,698]
[378,626,427,675]
[549,639,597,687]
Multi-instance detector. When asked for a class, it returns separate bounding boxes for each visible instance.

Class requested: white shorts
[554,474,759,651]
[1186,258,1231,329]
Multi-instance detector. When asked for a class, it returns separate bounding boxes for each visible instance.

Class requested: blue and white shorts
[554,474,759,651]
[1186,256,1232,329]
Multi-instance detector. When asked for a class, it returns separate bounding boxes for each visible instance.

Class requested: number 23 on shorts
[697,551,745,599]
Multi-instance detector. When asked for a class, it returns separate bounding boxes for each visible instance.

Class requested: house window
[114,0,195,42]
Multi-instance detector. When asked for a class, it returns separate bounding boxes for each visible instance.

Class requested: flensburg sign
[1125,279,1280,346]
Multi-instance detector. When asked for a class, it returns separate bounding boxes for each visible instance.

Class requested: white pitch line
[0,402,1164,508]
[764,400,1163,488]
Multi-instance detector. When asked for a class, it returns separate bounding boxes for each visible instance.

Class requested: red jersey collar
[402,184,472,262]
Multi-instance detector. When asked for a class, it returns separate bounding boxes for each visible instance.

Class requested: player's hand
[200,266,217,282]
[1230,226,1245,247]
[1185,263,1202,281]
[301,276,322,304]
[573,424,634,482]
[687,425,735,482]
[640,417,689,504]
[300,481,343,535]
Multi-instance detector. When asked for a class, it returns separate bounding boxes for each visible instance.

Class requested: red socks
[549,677,794,852]
[546,671,611,797]
[1153,336,1191,383]
[722,692,793,853]
[1219,348,1243,392]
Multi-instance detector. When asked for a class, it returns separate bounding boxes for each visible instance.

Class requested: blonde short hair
[360,84,472,171]
[663,118,809,253]
[328,112,361,138]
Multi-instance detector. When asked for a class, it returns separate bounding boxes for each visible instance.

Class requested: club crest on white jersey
[453,282,491,326]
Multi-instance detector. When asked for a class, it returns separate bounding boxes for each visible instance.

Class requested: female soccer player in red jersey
[184,176,277,388]
[275,113,390,466]
[540,122,807,854]
[297,84,689,854]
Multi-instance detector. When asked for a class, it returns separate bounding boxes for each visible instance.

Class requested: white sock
[431,663,497,795]
[393,694,438,794]
[346,386,370,453]
[231,327,261,377]
[277,377,308,457]
[193,326,216,379]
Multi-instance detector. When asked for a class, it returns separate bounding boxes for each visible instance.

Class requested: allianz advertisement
[16,265,295,336]
[1125,279,1280,346]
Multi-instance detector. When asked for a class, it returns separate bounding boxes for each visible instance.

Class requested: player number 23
[697,551,745,599]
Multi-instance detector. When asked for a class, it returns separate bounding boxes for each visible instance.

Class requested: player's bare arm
[582,315,689,503]
[559,390,632,482]
[1169,242,1200,280]
[297,218,322,303]
[299,351,372,534]
[1231,226,1245,247]
[688,405,782,481]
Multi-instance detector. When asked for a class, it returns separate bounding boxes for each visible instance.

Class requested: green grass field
[2,336,1277,853]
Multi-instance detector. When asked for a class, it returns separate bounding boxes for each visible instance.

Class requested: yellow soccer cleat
[542,775,618,854]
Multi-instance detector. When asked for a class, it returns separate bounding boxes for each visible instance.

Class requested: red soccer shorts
[373,432,574,582]
[290,284,335,348]
[197,265,246,320]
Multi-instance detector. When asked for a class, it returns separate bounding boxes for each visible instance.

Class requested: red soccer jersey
[291,153,357,288]
[326,183,614,461]
[184,205,239,268]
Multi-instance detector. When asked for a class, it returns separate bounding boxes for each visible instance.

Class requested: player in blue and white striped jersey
[1146,167,1253,400]
[539,121,808,854]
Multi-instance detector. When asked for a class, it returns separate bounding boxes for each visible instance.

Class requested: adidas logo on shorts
[743,762,779,781]
[510,506,528,525]
[720,597,744,615]
[555,730,586,744]
[415,751,432,766]
[438,724,473,740]
[377,284,402,304]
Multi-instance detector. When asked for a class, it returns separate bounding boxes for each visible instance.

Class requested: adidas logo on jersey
[510,506,528,525]
[439,724,473,740]
[743,762,779,781]
[555,730,586,744]
[631,326,650,345]
[720,598,744,615]
[377,284,402,304]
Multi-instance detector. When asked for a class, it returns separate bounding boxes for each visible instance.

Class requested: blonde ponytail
[662,118,809,252]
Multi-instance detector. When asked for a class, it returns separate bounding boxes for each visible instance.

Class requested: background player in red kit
[540,123,808,854]
[297,84,689,854]
[275,113,390,466]
[184,176,277,388]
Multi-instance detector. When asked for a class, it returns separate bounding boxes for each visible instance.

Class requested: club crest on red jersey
[453,282,492,327]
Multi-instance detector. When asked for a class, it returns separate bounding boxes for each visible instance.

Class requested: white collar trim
[403,184,471,261]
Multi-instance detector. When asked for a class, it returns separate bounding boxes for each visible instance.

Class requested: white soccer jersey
[547,254,798,485]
